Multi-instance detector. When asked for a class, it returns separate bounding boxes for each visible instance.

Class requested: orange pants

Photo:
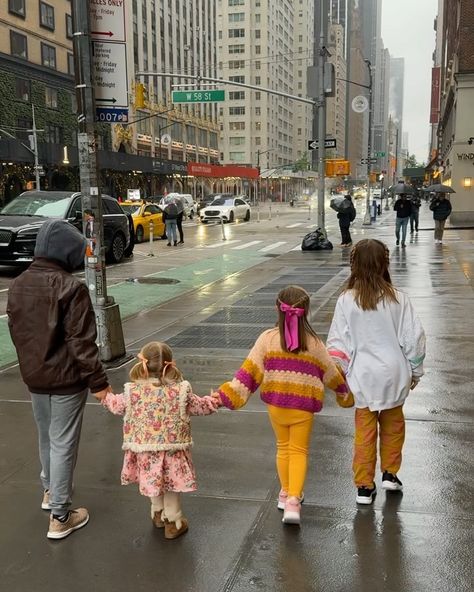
[353,406,405,487]
[267,405,314,498]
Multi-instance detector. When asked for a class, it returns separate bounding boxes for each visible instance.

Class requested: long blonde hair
[346,239,398,310]
[129,342,183,384]
[276,285,319,352]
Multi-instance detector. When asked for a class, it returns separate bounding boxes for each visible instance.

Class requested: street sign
[89,0,126,42]
[308,138,337,150]
[361,158,378,165]
[93,41,128,119]
[374,151,386,157]
[172,90,225,104]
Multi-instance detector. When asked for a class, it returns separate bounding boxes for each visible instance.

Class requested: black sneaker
[382,472,403,491]
[356,484,376,505]
[396,240,400,246]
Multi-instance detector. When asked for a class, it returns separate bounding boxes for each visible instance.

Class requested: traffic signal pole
[317,0,328,234]
[72,0,126,362]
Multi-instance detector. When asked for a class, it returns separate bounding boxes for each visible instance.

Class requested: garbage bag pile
[301,227,333,251]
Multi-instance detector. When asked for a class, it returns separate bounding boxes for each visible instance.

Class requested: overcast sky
[382,0,438,163]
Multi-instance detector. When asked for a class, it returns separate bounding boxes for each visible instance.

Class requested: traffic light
[135,83,145,108]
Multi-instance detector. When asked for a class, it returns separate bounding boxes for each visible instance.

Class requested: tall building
[218,0,314,168]
[326,22,347,158]
[389,57,405,178]
[0,0,78,203]
[373,45,391,174]
[122,0,220,193]
[436,0,474,223]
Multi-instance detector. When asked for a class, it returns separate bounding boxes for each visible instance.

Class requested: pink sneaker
[282,497,301,525]
[277,490,304,510]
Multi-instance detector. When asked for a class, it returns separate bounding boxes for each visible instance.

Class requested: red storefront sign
[187,162,259,179]
[430,67,441,124]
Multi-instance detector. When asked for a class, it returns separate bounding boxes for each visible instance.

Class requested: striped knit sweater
[218,328,349,413]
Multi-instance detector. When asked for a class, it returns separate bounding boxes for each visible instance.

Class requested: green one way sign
[172,90,225,104]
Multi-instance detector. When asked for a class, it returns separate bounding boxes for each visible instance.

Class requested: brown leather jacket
[7,259,109,395]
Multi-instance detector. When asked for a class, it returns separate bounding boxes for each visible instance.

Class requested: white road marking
[259,241,287,252]
[0,288,9,293]
[286,223,304,228]
[206,240,241,248]
[291,244,302,251]
[232,241,263,250]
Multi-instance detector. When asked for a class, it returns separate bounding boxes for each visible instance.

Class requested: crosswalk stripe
[291,244,302,251]
[259,241,287,252]
[206,240,241,248]
[232,240,263,250]
[286,223,304,228]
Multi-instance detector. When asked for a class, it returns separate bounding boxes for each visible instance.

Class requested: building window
[15,79,30,101]
[16,117,32,141]
[229,13,245,22]
[41,43,56,69]
[229,91,245,100]
[229,0,244,5]
[9,0,26,17]
[45,87,58,109]
[229,137,245,145]
[229,151,245,162]
[10,30,27,59]
[255,45,261,54]
[255,30,261,39]
[229,121,245,130]
[44,124,63,144]
[228,28,245,38]
[228,60,245,69]
[39,2,55,31]
[228,44,245,54]
[229,106,245,115]
[65,14,73,39]
[67,53,75,75]
[229,75,245,83]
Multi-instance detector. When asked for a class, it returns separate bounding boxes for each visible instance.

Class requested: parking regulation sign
[95,108,129,123]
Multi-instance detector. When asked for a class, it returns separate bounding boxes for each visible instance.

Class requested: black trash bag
[301,228,333,251]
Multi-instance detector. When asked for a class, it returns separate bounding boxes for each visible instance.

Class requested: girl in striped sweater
[215,285,350,525]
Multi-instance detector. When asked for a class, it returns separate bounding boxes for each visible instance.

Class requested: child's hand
[211,390,223,406]
[93,386,112,401]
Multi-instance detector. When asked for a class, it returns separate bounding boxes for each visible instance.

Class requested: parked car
[0,191,131,266]
[120,200,166,242]
[159,193,197,219]
[200,196,251,223]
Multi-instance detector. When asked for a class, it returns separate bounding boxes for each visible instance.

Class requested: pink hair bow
[279,301,305,351]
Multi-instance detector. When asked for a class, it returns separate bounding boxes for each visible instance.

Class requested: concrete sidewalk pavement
[0,203,472,592]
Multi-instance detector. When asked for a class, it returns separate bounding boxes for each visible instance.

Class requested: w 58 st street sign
[172,90,225,104]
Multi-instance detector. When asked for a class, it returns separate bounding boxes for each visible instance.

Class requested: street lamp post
[257,148,272,203]
[363,58,373,226]
[158,120,174,179]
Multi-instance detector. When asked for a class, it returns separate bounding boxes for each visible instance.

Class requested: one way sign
[308,138,337,150]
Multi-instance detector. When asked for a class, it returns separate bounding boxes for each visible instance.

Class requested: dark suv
[0,191,131,266]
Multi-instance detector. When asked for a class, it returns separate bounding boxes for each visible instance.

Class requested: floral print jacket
[103,380,218,453]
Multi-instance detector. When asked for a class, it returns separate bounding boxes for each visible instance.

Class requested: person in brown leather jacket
[7,219,110,540]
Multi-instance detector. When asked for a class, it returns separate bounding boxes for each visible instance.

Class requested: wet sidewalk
[0,203,473,592]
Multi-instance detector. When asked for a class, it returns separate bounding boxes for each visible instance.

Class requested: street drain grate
[126,277,180,285]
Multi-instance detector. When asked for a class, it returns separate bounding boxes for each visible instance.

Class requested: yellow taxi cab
[119,201,165,242]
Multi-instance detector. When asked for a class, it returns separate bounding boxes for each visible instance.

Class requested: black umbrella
[423,184,456,194]
[391,183,414,195]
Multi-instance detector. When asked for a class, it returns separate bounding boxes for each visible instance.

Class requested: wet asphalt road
[0,203,473,592]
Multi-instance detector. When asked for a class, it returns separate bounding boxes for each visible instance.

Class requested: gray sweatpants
[30,390,88,515]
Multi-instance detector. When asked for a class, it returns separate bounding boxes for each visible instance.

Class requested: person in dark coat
[394,194,412,247]
[337,195,356,246]
[176,211,184,244]
[409,193,422,234]
[429,193,452,244]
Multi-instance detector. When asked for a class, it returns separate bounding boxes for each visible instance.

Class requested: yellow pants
[267,405,314,498]
[353,406,405,487]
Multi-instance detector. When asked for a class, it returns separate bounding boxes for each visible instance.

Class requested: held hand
[210,390,223,406]
[93,385,112,401]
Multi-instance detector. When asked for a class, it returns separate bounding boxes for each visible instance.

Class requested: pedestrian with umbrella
[428,186,454,244]
[162,202,179,247]
[331,194,356,247]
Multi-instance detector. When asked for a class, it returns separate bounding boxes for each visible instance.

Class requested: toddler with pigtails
[95,341,219,540]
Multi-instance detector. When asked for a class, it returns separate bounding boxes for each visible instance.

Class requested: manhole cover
[126,277,180,285]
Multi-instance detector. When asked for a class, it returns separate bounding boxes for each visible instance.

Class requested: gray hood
[34,219,87,270]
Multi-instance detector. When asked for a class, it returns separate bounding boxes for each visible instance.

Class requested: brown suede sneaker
[47,508,89,540]
[152,510,165,528]
[164,518,189,540]
[41,490,51,511]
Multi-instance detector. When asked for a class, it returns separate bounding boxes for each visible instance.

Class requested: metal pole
[31,105,41,191]
[72,0,125,361]
[317,0,327,235]
[220,215,226,240]
[363,59,373,225]
[148,220,154,257]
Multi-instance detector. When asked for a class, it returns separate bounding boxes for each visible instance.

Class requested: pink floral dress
[103,381,218,497]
